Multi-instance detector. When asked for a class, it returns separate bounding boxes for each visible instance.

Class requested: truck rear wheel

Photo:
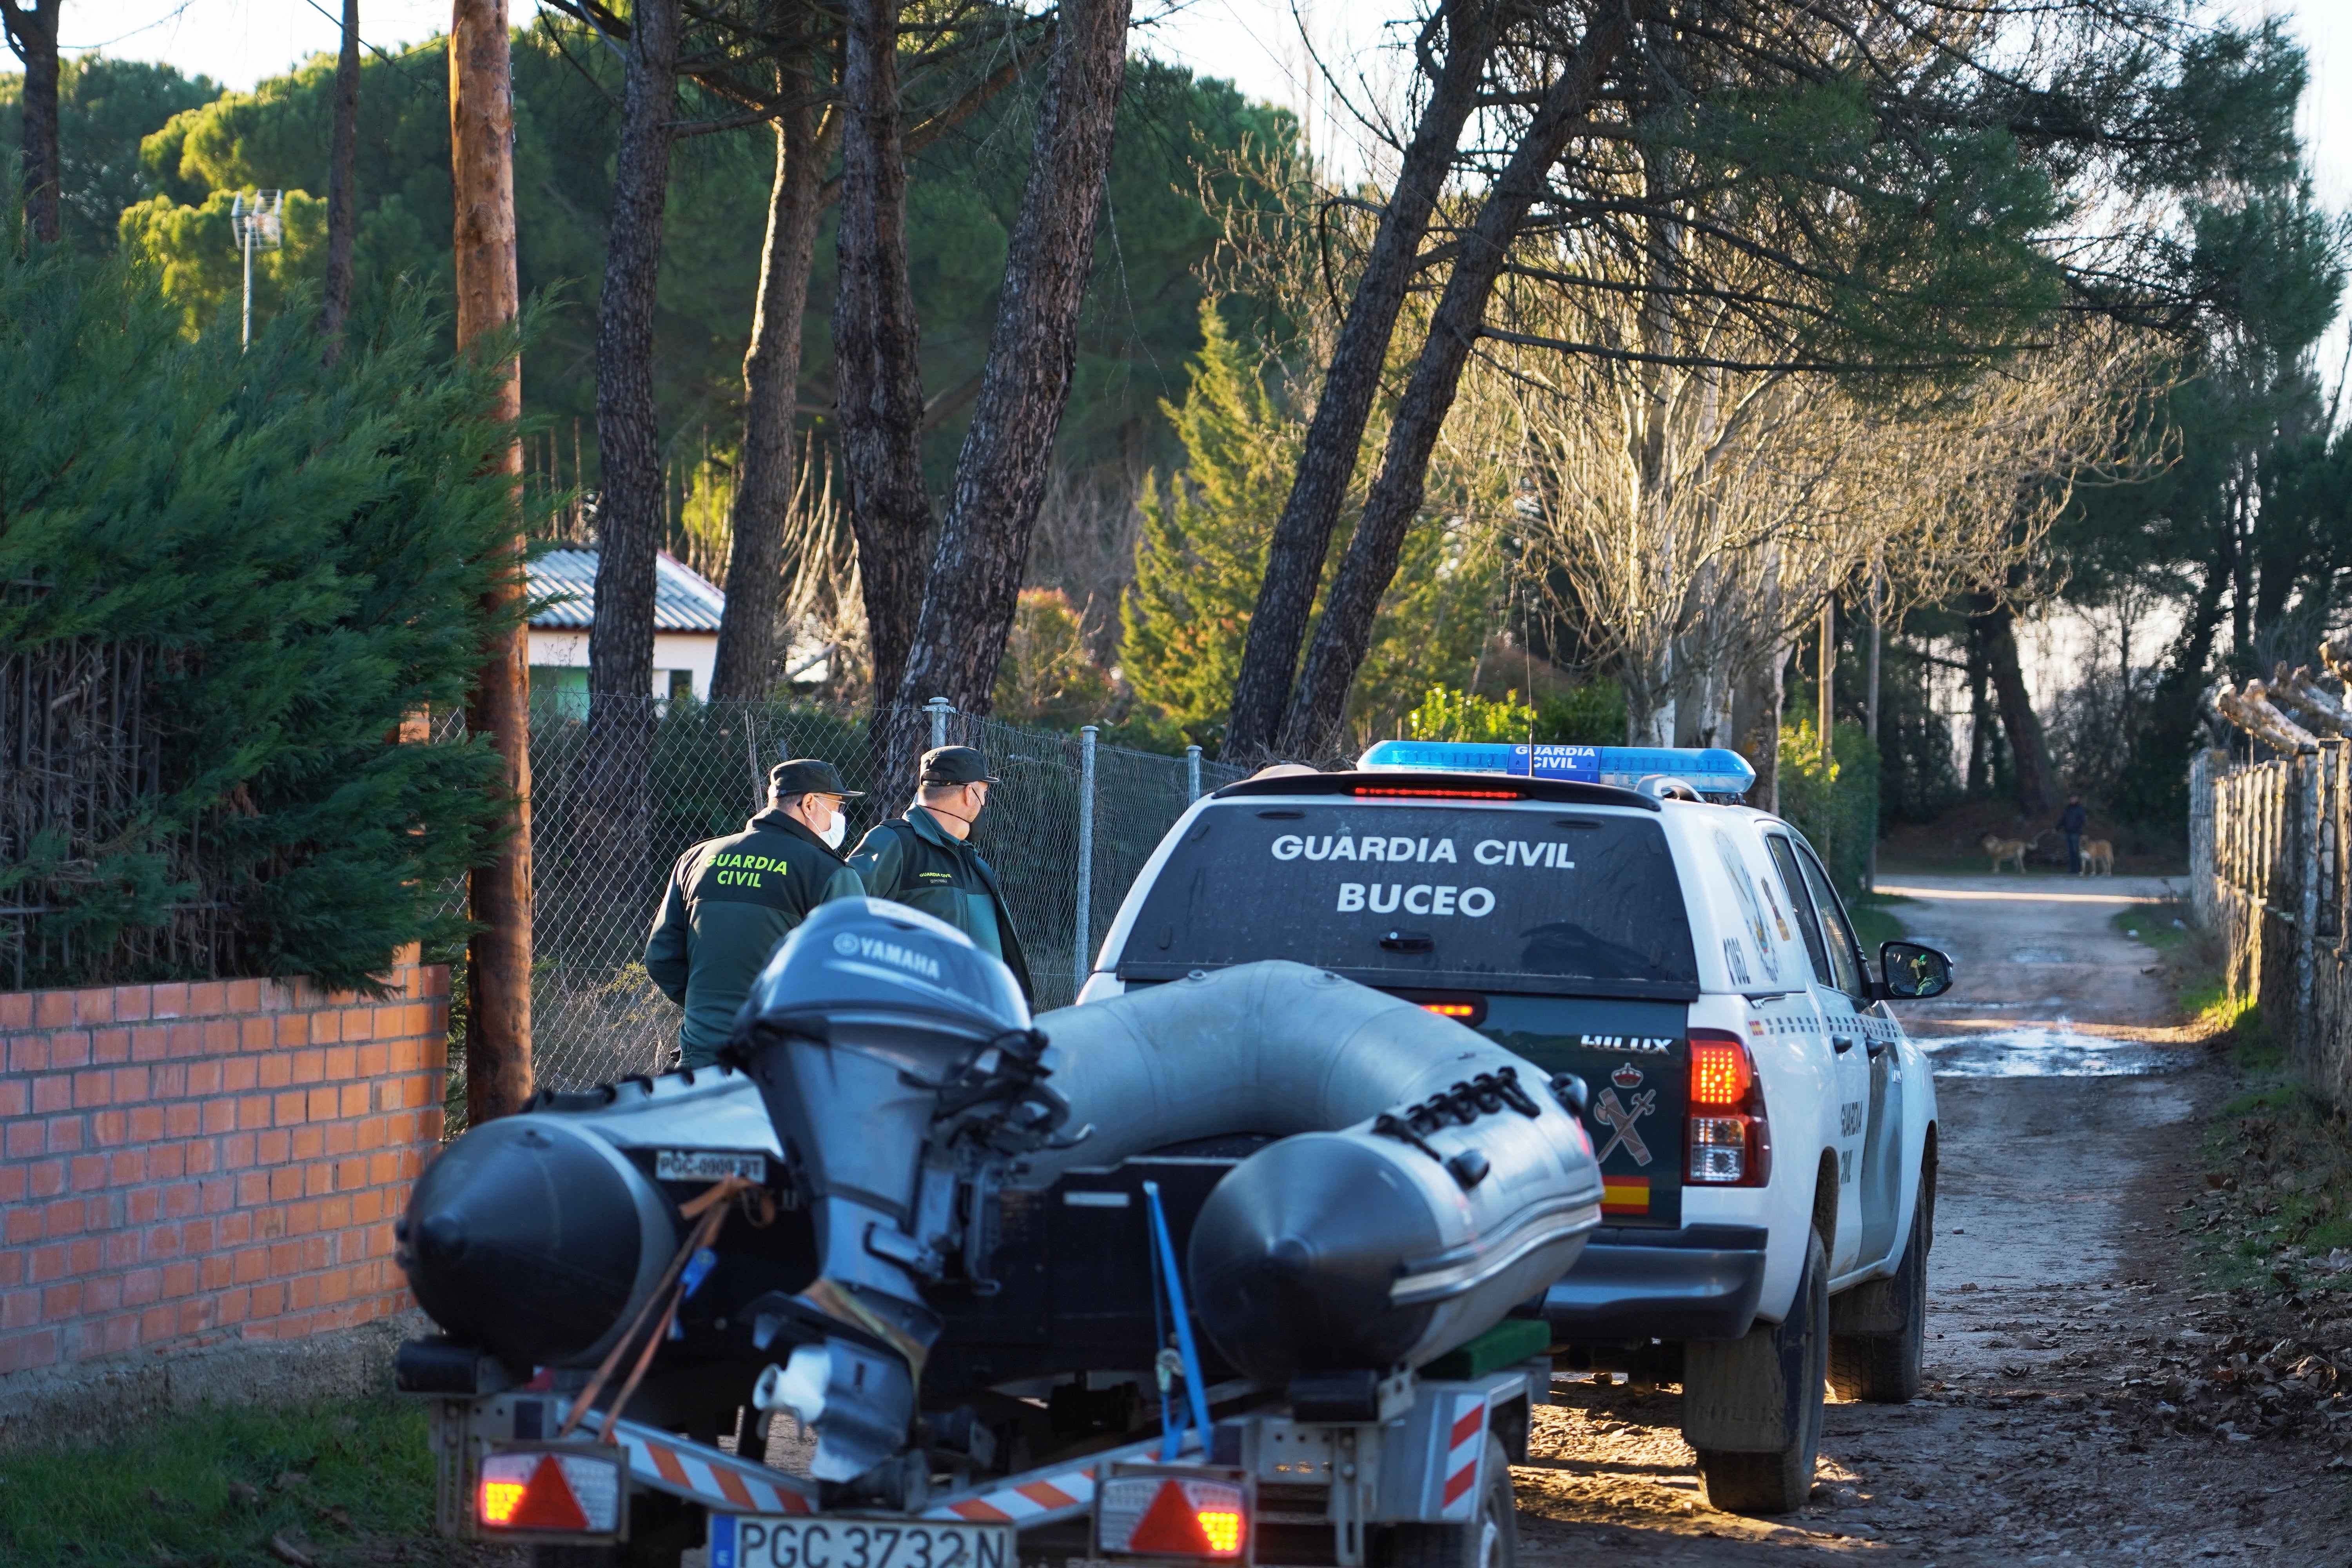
[1829,1192,1928,1403]
[1688,1229,1828,1515]
[1380,1434,1515,1568]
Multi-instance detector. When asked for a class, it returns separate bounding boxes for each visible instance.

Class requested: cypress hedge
[0,225,528,991]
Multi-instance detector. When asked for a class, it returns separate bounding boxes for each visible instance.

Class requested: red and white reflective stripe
[1438,1393,1487,1519]
[563,1406,815,1515]
[921,1435,1163,1526]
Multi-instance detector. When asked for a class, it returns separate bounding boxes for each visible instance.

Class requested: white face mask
[820,809,848,851]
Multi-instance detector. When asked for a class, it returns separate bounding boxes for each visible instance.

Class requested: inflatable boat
[399,899,1604,1499]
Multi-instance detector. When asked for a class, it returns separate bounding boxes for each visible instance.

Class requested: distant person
[645,759,866,1068]
[849,745,1035,1002]
[2058,793,2088,875]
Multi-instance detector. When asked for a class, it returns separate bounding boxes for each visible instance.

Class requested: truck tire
[1380,1434,1516,1568]
[1689,1229,1828,1515]
[1829,1198,1927,1403]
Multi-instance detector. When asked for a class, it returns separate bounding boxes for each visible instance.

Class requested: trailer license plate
[709,1515,1012,1568]
[656,1151,767,1182]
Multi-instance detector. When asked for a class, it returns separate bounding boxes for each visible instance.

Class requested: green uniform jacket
[644,809,865,1065]
[849,807,1034,1001]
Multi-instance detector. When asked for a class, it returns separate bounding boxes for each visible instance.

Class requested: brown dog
[2079,838,2114,876]
[1982,833,2030,873]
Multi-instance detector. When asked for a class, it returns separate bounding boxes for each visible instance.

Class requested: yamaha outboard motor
[725,899,1070,1497]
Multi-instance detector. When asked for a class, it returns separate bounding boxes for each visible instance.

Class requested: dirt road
[1514,874,2352,1565]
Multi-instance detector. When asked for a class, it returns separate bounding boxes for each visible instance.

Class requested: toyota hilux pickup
[1076,742,1955,1514]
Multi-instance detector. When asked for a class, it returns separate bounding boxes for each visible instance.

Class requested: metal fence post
[1075,726,1098,990]
[1185,745,1201,802]
[926,696,954,750]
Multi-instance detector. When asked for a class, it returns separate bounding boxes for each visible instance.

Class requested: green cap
[769,758,863,798]
[920,746,1000,786]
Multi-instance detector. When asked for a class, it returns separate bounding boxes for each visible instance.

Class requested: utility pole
[1817,596,1835,764]
[452,0,533,1124]
[230,191,283,350]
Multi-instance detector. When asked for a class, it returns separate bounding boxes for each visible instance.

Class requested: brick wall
[0,949,447,1375]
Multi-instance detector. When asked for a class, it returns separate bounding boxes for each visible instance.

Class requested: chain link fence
[439,695,1240,1098]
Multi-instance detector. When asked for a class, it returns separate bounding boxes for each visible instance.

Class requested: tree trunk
[711,71,831,702]
[587,0,681,711]
[1220,0,1499,760]
[1965,626,1991,797]
[1731,647,1785,815]
[887,0,1133,786]
[1972,596,2056,817]
[450,0,532,1123]
[1278,5,1634,756]
[2,0,61,245]
[835,0,932,719]
[322,0,361,359]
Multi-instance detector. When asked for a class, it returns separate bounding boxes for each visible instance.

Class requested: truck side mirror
[1878,940,1953,1000]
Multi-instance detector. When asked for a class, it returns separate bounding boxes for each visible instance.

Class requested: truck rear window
[1119,802,1699,999]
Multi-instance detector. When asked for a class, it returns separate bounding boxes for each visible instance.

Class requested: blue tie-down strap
[1143,1180,1213,1458]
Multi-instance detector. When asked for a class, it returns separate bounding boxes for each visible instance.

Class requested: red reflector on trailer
[1102,1475,1248,1559]
[476,1450,621,1535]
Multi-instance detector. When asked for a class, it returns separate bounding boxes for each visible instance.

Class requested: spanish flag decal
[1600,1175,1651,1216]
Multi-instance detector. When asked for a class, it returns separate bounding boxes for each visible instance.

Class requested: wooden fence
[2191,744,2352,1105]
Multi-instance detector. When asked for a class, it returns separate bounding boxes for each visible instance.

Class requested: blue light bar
[1356,740,1758,799]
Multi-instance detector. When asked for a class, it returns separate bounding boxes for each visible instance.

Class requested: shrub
[1405,684,1537,743]
[0,234,528,990]
[1778,719,1881,897]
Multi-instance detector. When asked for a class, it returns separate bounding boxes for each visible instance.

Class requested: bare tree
[1221,0,1502,758]
[712,44,838,701]
[321,0,361,360]
[0,0,60,245]
[834,0,934,717]
[886,0,1135,781]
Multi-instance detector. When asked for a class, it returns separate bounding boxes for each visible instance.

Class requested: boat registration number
[708,1515,1013,1568]
[655,1150,767,1183]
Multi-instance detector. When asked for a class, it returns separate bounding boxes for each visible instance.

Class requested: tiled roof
[529,548,726,633]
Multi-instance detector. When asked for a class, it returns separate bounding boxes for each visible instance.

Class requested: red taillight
[476,1451,621,1535]
[1348,785,1524,799]
[1101,1476,1249,1559]
[1686,1029,1769,1187]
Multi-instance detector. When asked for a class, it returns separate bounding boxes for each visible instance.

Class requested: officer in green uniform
[848,745,1034,1001]
[644,758,867,1067]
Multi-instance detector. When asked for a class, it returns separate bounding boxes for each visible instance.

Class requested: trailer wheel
[1381,1434,1515,1568]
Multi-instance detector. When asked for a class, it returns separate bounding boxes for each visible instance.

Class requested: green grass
[2183,1002,2352,1296]
[0,1396,497,1566]
[1849,889,1911,954]
[2112,900,2191,953]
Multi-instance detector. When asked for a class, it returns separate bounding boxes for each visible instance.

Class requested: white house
[528,548,724,713]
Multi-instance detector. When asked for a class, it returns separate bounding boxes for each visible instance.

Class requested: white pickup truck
[1078,741,1954,1514]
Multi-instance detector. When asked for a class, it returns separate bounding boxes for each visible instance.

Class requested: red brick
[44,1118,82,1154]
[308,1011,341,1044]
[175,1295,214,1336]
[91,1028,130,1065]
[0,1166,20,1206]
[132,1064,167,1100]
[31,1075,70,1114]
[187,982,226,1018]
[258,1054,292,1091]
[84,1274,122,1314]
[289,1126,324,1163]
[8,1036,45,1074]
[335,1156,368,1191]
[350,1189,385,1225]
[163,1103,199,1139]
[126,1105,163,1141]
[64,1238,101,1275]
[0,991,30,1029]
[149,982,187,1019]
[322,1120,356,1158]
[235,1095,270,1132]
[114,985,151,1023]
[275,1014,308,1047]
[0,1328,61,1372]
[223,1056,258,1092]
[257,1130,291,1165]
[3,1207,39,1246]
[4,1122,41,1160]
[200,1254,234,1291]
[102,1230,139,1269]
[69,1154,109,1191]
[186,1060,223,1097]
[183,1216,217,1254]
[24,1245,61,1282]
[202,1018,238,1055]
[200,1175,234,1213]
[241,1016,273,1052]
[40,1281,82,1318]
[225,979,263,1014]
[270,1166,304,1201]
[34,991,74,1029]
[88,1109,127,1146]
[1,1289,35,1329]
[109,1149,148,1186]
[124,1187,161,1225]
[161,1261,196,1299]
[140,1303,177,1344]
[27,1160,65,1200]
[336,1083,369,1118]
[216,1287,249,1325]
[274,1090,307,1126]
[131,1023,169,1062]
[145,1217,185,1257]
[43,1198,85,1238]
[249,1281,286,1321]
[232,1246,268,1285]
[166,1021,204,1058]
[235,1172,270,1207]
[0,1078,25,1118]
[74,989,115,1027]
[72,1069,111,1109]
